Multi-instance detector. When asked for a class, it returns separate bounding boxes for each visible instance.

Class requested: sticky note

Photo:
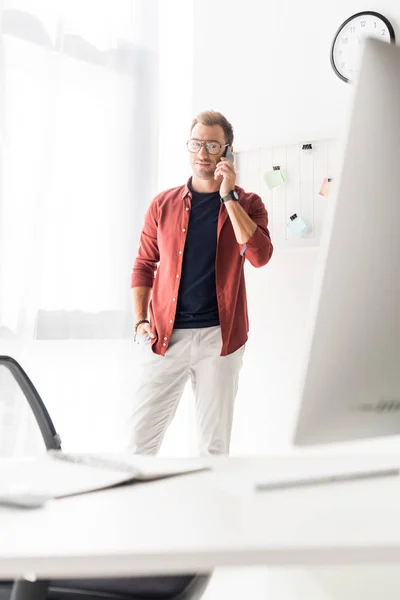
[264,168,285,190]
[287,214,309,237]
[319,177,332,197]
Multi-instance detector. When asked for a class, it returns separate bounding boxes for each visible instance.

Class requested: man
[130,110,273,455]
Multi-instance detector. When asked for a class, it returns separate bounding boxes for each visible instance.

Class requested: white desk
[1,454,400,580]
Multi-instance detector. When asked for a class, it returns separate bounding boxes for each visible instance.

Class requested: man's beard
[194,162,215,179]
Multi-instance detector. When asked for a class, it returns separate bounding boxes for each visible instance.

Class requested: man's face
[189,123,227,180]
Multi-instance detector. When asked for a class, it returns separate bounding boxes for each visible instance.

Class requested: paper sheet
[319,177,332,197]
[264,169,285,189]
[0,453,211,499]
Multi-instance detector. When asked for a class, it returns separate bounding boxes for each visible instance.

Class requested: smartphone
[224,146,234,164]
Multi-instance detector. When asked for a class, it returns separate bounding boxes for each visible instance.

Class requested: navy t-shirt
[174,183,221,329]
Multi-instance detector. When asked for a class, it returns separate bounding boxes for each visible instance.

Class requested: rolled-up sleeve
[131,199,159,288]
[241,194,273,268]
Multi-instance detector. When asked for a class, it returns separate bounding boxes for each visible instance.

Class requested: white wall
[157,0,194,190]
[152,6,400,600]
[157,0,400,457]
[165,4,400,598]
[192,0,398,150]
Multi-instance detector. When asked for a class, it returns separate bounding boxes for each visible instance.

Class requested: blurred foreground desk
[1,453,400,581]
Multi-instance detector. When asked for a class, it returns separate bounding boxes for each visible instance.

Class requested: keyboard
[48,451,138,473]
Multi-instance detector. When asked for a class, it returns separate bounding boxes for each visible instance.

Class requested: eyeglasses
[186,139,228,155]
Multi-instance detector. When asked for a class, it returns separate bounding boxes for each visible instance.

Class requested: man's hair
[190,110,234,146]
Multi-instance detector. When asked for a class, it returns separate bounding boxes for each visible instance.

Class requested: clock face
[331,11,395,82]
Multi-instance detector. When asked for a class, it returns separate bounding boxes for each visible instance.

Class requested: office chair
[0,355,211,600]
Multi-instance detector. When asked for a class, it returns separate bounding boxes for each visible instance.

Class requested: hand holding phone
[215,146,236,198]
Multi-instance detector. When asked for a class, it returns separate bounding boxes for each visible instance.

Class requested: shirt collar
[182,179,243,199]
[182,178,192,199]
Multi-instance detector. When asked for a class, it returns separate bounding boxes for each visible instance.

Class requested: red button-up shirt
[131,181,273,356]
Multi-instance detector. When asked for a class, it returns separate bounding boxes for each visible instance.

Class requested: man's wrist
[134,318,149,332]
[220,190,239,204]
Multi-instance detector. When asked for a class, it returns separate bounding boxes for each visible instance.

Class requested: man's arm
[224,200,257,244]
[131,199,159,333]
[215,156,273,268]
[132,286,152,323]
[225,194,273,268]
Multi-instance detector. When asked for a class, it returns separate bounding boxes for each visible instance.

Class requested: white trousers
[129,326,245,455]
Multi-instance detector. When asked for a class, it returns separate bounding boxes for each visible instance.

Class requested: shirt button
[163,343,166,347]
[186,207,189,211]
[169,320,173,323]
[179,251,182,255]
[164,337,168,340]
[182,228,186,232]
[172,297,176,301]
[176,274,180,278]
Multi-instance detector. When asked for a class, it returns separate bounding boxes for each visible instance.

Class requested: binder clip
[302,143,313,154]
[287,213,309,237]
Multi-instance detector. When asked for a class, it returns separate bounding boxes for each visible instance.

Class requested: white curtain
[0,0,159,455]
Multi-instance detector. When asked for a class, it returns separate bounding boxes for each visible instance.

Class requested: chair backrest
[0,355,62,451]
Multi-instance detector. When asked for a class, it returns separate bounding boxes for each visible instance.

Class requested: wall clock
[331,11,396,82]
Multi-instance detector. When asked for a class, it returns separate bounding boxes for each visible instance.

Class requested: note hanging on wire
[264,168,285,190]
[319,177,332,197]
